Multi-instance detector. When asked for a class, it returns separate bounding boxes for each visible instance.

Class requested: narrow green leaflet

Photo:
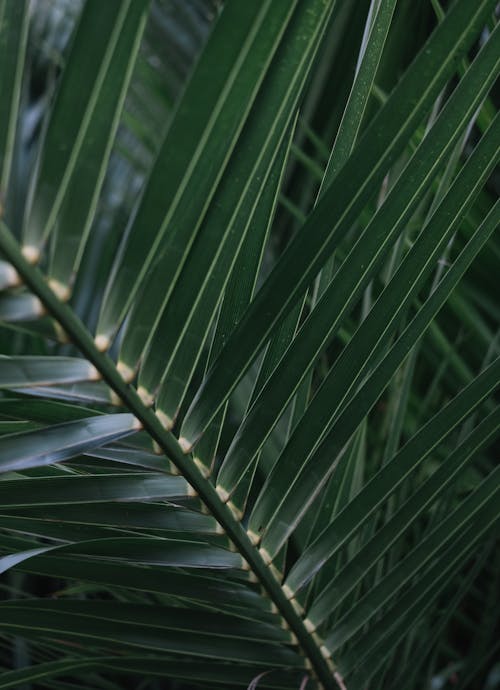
[151,128,296,426]
[323,0,397,182]
[0,292,44,322]
[180,0,496,448]
[0,473,187,506]
[0,313,63,343]
[23,0,150,266]
[284,356,500,595]
[0,0,29,204]
[0,397,101,424]
[84,447,171,472]
[14,381,118,406]
[1,502,216,533]
[225,298,307,518]
[0,414,140,473]
[303,422,366,594]
[193,121,294,475]
[95,1,297,349]
[0,536,242,575]
[0,519,144,551]
[0,356,99,388]
[47,0,150,290]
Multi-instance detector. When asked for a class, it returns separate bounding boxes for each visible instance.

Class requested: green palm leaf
[0,1,498,689]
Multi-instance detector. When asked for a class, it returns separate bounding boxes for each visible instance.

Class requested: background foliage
[0,0,498,688]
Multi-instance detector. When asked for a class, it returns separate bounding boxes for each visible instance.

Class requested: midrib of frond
[0,220,337,690]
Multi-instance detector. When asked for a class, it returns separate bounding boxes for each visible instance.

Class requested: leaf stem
[0,220,336,689]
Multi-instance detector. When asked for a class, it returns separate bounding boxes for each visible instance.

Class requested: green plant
[0,0,498,688]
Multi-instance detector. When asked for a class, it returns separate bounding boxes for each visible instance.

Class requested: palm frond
[0,1,498,689]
